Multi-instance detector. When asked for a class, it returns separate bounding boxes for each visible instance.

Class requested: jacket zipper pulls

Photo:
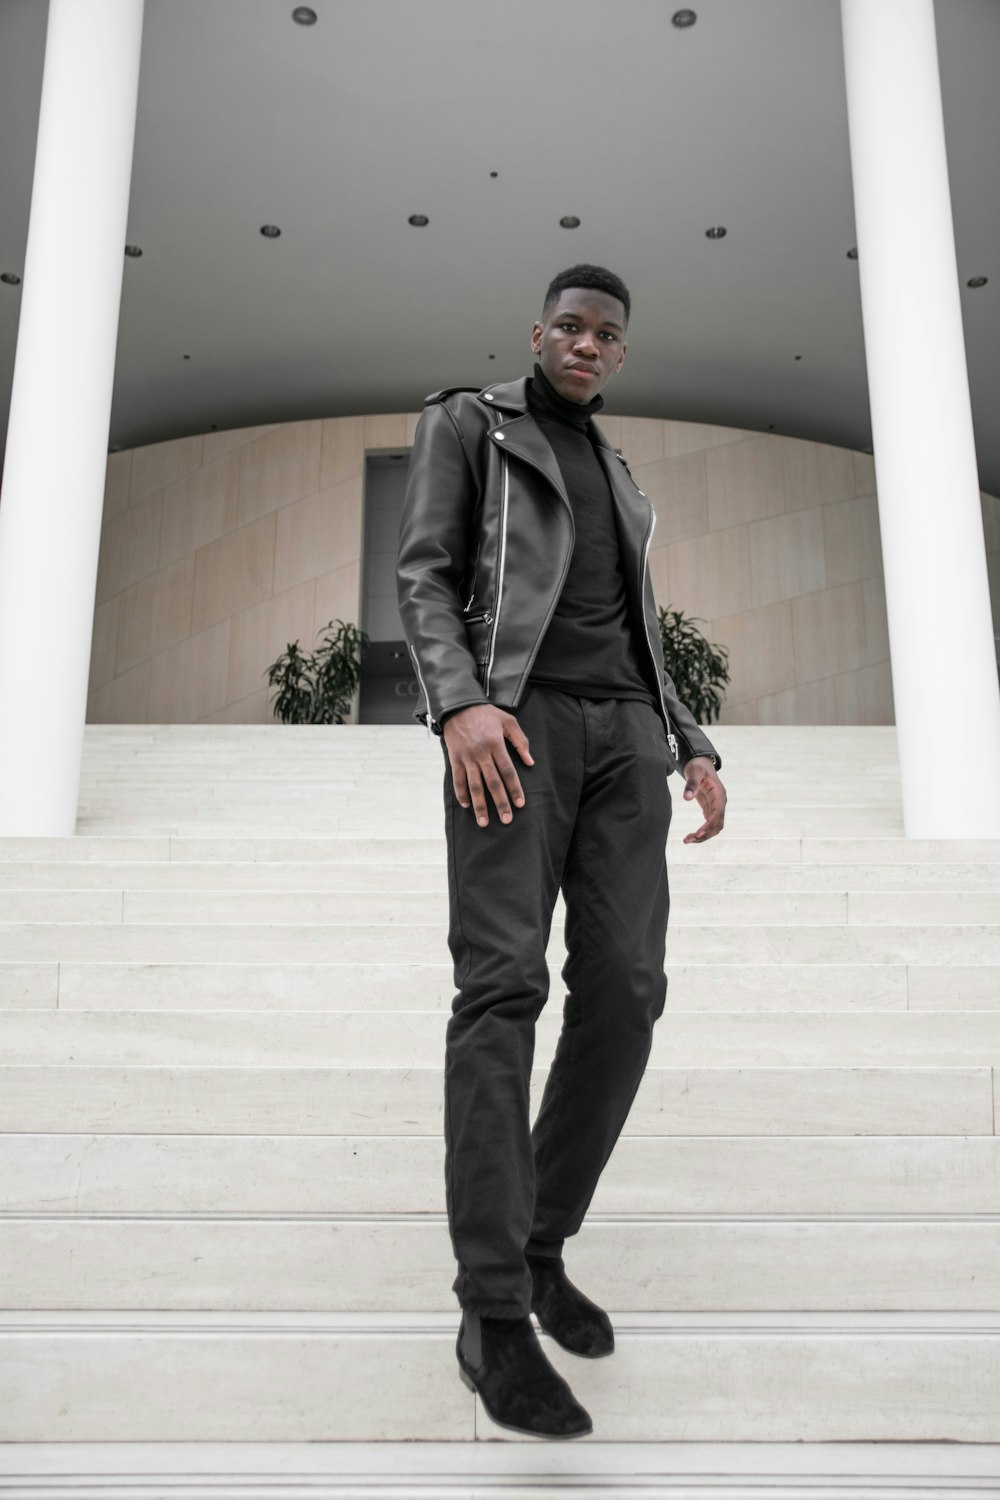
[637,508,679,758]
[464,610,493,626]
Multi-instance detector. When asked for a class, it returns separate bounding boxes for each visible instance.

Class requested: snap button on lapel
[495,430,506,440]
[484,393,494,401]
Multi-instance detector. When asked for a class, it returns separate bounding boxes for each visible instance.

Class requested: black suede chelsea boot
[527,1253,615,1358]
[456,1310,593,1438]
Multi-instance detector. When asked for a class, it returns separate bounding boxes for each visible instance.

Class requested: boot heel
[458,1366,476,1393]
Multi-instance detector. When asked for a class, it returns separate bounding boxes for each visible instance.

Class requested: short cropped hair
[542,264,631,326]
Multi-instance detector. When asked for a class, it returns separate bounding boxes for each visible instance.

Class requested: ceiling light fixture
[260,224,281,238]
[672,9,697,26]
[490,171,499,179]
[408,214,429,227]
[1,272,21,285]
[559,216,581,229]
[967,276,988,288]
[124,244,142,258]
[292,6,317,24]
[847,247,858,259]
[705,226,726,239]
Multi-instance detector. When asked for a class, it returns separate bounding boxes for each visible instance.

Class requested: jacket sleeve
[661,670,722,772]
[395,400,490,731]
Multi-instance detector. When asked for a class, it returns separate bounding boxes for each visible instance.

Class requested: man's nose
[573,332,600,358]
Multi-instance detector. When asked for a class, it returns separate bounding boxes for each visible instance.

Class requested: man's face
[531,287,628,404]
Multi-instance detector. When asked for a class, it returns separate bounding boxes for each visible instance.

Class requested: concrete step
[0,1063,990,1136]
[5,857,1000,891]
[3,1215,999,1313]
[1,1311,998,1443]
[3,886,998,927]
[7,1007,1000,1068]
[4,1438,1000,1499]
[4,834,1000,865]
[6,959,996,1012]
[3,1134,997,1215]
[0,888,846,926]
[2,921,999,964]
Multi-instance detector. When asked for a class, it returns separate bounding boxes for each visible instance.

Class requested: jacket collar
[477,375,616,453]
[477,376,529,414]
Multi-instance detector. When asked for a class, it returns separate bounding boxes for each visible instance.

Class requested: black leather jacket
[395,376,720,775]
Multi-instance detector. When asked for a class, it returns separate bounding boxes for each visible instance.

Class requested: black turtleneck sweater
[526,364,657,705]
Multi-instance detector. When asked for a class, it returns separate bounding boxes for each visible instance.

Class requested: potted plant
[265,618,368,724]
[657,607,730,724]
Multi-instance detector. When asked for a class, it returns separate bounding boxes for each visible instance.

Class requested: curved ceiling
[1,0,998,492]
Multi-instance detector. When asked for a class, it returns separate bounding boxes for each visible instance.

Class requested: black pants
[442,685,672,1317]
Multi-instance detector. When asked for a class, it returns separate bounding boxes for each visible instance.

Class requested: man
[396,264,726,1438]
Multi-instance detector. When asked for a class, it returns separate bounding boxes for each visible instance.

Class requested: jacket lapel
[593,436,653,577]
[488,414,570,511]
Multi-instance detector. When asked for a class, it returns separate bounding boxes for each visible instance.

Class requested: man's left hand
[681,756,727,843]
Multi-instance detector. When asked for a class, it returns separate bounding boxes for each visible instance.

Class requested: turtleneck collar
[528,361,604,432]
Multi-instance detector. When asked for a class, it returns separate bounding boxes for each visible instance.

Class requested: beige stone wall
[88,409,1000,726]
[88,413,416,725]
[599,415,894,725]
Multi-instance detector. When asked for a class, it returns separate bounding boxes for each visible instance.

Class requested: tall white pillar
[0,0,145,836]
[840,0,1000,837]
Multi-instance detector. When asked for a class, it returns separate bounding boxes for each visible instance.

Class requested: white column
[0,0,145,836]
[841,0,1000,837]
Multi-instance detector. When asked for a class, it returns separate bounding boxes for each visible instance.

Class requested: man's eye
[559,322,578,331]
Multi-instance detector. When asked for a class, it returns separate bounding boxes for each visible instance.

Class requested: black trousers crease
[442,685,673,1317]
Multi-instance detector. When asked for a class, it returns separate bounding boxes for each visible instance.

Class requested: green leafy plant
[265,619,368,725]
[657,607,730,725]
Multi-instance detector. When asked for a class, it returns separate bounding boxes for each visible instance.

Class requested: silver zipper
[407,642,436,732]
[464,610,493,625]
[483,440,509,695]
[638,508,678,758]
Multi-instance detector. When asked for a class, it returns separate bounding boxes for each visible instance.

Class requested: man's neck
[528,362,603,431]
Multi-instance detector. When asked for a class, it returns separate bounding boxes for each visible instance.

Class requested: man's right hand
[443,704,534,827]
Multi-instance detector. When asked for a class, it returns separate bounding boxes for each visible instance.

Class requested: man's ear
[530,320,543,353]
[614,341,628,374]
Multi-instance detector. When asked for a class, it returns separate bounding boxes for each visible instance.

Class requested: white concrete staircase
[2,724,1000,1497]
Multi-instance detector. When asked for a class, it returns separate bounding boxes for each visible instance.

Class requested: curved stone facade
[87,412,1000,726]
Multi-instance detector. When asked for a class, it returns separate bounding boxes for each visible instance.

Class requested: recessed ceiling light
[705,225,726,239]
[292,6,317,23]
[559,216,581,229]
[1,272,21,286]
[967,276,988,288]
[488,354,496,360]
[183,354,191,361]
[794,354,802,361]
[408,214,429,227]
[260,224,281,238]
[490,171,499,179]
[672,9,697,26]
[847,247,858,259]
[124,244,142,258]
